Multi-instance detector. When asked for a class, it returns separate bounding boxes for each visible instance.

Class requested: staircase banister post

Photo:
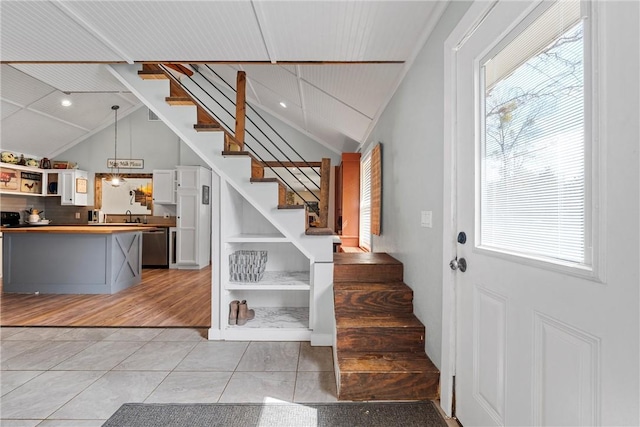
[235,71,246,151]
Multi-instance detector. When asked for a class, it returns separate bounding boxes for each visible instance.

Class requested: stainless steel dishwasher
[142,227,169,267]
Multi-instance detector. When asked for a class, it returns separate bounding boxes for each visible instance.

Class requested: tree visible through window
[481,3,587,265]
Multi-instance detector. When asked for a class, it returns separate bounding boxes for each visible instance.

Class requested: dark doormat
[102,401,448,427]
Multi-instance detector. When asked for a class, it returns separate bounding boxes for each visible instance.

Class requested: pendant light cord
[112,105,120,177]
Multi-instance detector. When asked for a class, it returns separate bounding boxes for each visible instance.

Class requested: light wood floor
[0,267,211,327]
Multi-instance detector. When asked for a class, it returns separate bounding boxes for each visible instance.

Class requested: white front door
[451,1,639,426]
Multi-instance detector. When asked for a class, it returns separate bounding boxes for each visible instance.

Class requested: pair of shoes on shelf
[228,300,255,326]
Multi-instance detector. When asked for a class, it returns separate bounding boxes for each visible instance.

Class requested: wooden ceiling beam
[2,60,404,65]
[139,60,405,65]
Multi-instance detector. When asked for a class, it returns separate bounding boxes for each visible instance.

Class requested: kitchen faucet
[125,210,132,223]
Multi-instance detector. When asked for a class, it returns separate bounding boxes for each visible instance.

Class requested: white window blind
[481,2,586,265]
[359,152,372,251]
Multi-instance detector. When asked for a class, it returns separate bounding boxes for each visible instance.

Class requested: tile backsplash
[1,195,46,223]
[45,197,91,224]
[2,196,176,226]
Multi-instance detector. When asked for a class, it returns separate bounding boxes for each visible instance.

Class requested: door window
[480,1,589,266]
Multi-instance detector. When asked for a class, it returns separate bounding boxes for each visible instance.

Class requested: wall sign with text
[107,159,144,169]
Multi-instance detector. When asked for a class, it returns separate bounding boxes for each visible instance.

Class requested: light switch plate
[421,211,432,228]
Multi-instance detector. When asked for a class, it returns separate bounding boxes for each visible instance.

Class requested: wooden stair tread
[340,246,366,253]
[250,177,286,188]
[194,124,222,131]
[305,227,334,235]
[138,70,168,79]
[334,282,409,291]
[333,254,404,282]
[336,314,423,329]
[221,151,250,156]
[278,204,305,210]
[250,177,279,183]
[334,252,403,266]
[222,151,262,164]
[165,96,194,105]
[338,351,438,373]
[163,63,193,77]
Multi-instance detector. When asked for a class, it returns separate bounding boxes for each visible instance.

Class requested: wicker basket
[229,250,268,282]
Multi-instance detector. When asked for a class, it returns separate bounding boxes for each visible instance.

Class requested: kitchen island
[2,225,153,294]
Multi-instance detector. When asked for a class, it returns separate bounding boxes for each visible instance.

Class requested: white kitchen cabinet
[219,181,312,341]
[176,166,211,269]
[152,169,176,204]
[60,170,88,206]
[0,164,59,198]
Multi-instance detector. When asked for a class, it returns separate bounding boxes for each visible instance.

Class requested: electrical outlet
[75,212,80,219]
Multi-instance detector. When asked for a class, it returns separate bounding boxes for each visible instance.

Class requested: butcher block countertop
[2,224,148,294]
[0,225,157,234]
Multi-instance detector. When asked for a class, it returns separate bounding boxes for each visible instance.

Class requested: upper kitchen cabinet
[0,164,45,196]
[152,169,177,204]
[60,170,89,206]
[0,163,73,201]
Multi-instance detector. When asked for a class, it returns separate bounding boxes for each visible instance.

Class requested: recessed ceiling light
[61,99,72,107]
[279,102,287,108]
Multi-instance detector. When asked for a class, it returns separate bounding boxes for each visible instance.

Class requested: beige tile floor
[0,327,338,426]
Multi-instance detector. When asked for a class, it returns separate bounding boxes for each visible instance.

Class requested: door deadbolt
[457,232,467,244]
[449,257,467,272]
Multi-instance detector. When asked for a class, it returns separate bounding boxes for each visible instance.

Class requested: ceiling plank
[50,1,135,64]
[250,0,279,64]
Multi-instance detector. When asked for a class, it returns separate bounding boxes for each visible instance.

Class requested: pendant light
[106,105,125,187]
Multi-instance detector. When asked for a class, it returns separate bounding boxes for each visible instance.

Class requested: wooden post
[235,71,246,151]
[318,158,331,228]
[222,133,228,151]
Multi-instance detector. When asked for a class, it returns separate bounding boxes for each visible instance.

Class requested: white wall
[54,107,203,206]
[362,1,471,369]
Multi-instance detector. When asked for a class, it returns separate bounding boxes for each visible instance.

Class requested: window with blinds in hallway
[359,152,372,251]
[480,1,589,266]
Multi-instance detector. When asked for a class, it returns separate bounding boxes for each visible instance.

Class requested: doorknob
[449,257,467,272]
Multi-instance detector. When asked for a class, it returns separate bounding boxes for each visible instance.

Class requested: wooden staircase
[133,63,336,242]
[138,64,297,212]
[138,64,332,219]
[333,252,439,401]
[120,62,336,342]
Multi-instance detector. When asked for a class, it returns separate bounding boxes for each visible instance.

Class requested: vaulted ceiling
[1,0,448,158]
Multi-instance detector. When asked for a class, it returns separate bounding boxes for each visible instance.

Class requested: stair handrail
[191,65,321,189]
[203,65,321,179]
[157,64,322,213]
[158,64,323,213]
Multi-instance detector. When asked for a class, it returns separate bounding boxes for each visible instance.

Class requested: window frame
[473,0,602,281]
[359,150,372,252]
